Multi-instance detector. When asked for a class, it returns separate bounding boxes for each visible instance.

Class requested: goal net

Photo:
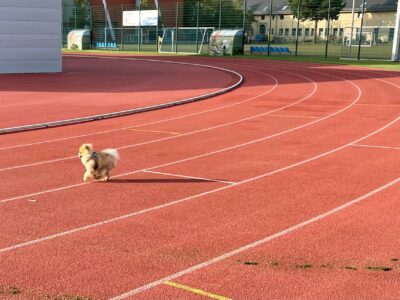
[159,27,215,54]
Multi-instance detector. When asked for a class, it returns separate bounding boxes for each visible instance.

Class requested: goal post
[158,27,215,54]
[341,26,395,60]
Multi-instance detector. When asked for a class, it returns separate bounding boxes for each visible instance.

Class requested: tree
[288,0,345,43]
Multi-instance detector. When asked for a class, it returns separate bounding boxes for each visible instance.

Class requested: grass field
[62,48,400,71]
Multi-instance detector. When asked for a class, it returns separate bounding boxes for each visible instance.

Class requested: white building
[0,0,62,74]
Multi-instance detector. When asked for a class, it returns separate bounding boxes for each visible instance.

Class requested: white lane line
[0,57,244,134]
[350,144,400,151]
[4,70,366,203]
[109,177,400,300]
[1,115,397,255]
[142,170,236,185]
[0,69,312,173]
[0,67,279,151]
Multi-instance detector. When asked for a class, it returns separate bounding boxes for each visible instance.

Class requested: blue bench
[250,46,291,55]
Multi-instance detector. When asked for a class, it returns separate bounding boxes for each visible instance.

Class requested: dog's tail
[103,148,120,162]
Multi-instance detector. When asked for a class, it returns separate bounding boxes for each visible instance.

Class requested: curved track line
[4,69,366,202]
[0,68,277,150]
[0,114,397,255]
[109,177,400,299]
[0,68,297,171]
[0,57,244,134]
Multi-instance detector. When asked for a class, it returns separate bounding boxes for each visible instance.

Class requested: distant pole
[324,0,331,58]
[295,0,302,56]
[357,0,366,60]
[175,2,179,53]
[196,1,200,54]
[349,0,356,56]
[268,0,273,56]
[391,0,400,61]
[242,0,247,30]
[219,0,222,29]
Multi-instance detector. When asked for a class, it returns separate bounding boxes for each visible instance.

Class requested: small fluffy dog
[78,143,119,182]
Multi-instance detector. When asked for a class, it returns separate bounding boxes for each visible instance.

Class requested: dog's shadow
[104,178,222,184]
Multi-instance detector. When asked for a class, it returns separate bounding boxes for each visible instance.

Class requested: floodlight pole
[391,0,400,61]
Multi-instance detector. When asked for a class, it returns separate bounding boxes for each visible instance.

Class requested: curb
[1,56,243,134]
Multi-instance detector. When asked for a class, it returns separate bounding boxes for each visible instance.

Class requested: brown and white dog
[78,143,119,182]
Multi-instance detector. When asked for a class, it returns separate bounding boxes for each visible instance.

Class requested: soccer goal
[159,27,214,54]
[341,26,395,60]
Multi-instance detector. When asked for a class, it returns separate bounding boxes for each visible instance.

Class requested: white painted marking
[0,69,309,173]
[0,115,397,255]
[351,144,400,151]
[142,170,236,185]
[109,177,400,299]
[4,70,368,203]
[0,65,278,151]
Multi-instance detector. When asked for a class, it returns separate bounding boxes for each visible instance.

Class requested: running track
[0,55,399,299]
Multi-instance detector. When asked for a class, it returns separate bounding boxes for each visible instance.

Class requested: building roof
[248,0,398,15]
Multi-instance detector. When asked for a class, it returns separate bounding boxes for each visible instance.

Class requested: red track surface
[0,55,399,300]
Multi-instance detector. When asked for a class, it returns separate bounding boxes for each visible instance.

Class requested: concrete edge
[0,56,244,134]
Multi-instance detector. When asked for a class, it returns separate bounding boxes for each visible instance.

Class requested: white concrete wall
[0,0,61,73]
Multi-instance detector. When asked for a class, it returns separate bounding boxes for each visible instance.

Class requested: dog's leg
[83,162,95,182]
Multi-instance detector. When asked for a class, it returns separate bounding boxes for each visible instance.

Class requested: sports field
[0,53,399,299]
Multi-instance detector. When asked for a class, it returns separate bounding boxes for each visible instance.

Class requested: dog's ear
[85,144,93,151]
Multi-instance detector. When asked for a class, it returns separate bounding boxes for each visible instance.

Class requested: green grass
[62,48,400,71]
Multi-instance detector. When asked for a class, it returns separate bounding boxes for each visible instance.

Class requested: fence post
[242,0,247,30]
[74,6,77,28]
[219,0,222,29]
[138,3,142,52]
[324,0,331,58]
[175,2,179,53]
[268,0,273,56]
[357,0,366,60]
[121,5,124,51]
[295,0,302,56]
[196,1,200,54]
[157,5,160,52]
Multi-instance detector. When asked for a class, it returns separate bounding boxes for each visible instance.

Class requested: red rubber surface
[0,55,399,299]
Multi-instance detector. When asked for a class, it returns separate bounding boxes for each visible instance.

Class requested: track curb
[0,55,243,134]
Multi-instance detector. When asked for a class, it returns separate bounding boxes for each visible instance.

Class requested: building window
[298,28,302,36]
[284,28,289,36]
[339,28,344,37]
[305,28,310,36]
[259,24,266,34]
[280,15,284,20]
[318,28,323,36]
[311,28,315,36]
[333,28,338,37]
[261,15,265,20]
[279,28,283,36]
[292,28,296,36]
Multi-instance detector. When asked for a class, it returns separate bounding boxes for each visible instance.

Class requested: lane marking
[269,114,320,119]
[350,144,400,151]
[163,281,232,300]
[0,115,397,255]
[0,56,244,134]
[123,128,181,135]
[142,170,236,185]
[0,66,279,150]
[3,69,368,203]
[0,70,309,173]
[356,103,400,107]
[109,177,400,299]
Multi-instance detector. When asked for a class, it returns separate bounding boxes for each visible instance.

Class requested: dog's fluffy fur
[78,143,119,182]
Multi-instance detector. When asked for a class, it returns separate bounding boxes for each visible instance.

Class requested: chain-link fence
[62,0,399,60]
